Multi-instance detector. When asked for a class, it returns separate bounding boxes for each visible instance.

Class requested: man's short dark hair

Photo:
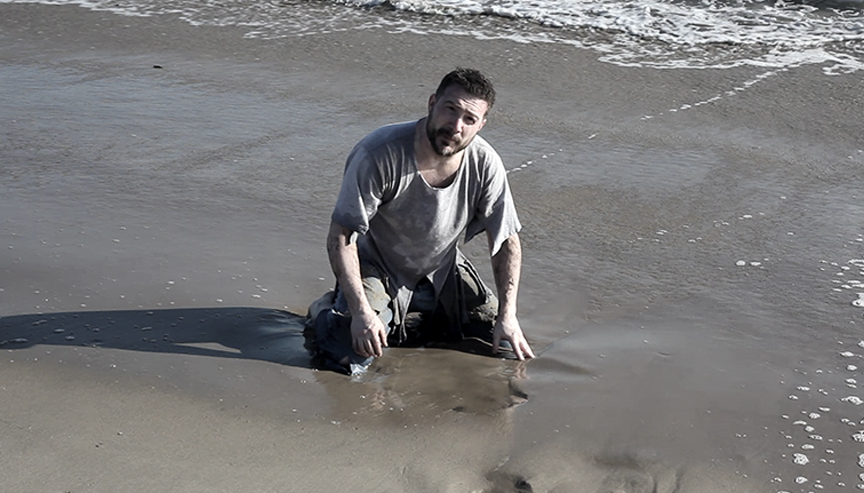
[435,68,496,113]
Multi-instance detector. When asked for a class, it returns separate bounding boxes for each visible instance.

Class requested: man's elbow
[327,222,358,253]
[326,221,347,255]
[491,232,521,260]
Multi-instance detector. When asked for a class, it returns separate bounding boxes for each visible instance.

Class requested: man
[310,68,534,375]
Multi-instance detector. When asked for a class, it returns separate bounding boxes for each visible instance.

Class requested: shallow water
[3,0,863,74]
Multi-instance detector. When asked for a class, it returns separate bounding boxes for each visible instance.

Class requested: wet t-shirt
[332,120,521,326]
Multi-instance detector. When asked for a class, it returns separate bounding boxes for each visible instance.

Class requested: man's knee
[307,263,394,375]
[313,309,373,375]
[360,274,391,320]
[456,263,498,324]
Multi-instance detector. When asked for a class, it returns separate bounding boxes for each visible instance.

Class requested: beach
[2,2,864,491]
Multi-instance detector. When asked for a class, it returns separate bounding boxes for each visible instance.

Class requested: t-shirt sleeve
[465,151,522,256]
[331,146,387,235]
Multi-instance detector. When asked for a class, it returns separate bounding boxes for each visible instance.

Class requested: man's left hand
[492,314,535,361]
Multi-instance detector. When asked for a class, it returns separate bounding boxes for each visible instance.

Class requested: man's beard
[425,116,466,157]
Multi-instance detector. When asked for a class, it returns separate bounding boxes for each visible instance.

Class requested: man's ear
[428,94,436,112]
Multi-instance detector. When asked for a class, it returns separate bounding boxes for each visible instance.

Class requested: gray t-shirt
[332,120,521,325]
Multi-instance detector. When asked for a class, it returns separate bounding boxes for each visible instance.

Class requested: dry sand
[2,3,864,492]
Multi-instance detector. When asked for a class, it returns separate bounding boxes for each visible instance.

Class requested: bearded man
[309,68,534,375]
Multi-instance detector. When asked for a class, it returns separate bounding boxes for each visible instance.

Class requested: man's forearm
[326,220,373,317]
[490,233,522,319]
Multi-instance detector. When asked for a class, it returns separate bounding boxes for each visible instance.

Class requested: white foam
[842,396,864,405]
[794,453,810,465]
[1,0,861,74]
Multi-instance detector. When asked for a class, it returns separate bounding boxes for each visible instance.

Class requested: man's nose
[451,116,465,134]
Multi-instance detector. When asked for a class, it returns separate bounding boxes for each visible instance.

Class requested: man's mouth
[437,130,457,145]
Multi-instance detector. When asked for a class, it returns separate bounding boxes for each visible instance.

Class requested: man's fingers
[370,324,387,357]
[512,342,525,361]
[353,338,368,358]
[491,331,501,354]
[515,336,534,360]
[351,316,388,359]
[378,327,389,349]
[370,335,382,358]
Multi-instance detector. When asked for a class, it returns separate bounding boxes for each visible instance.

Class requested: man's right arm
[326,220,388,358]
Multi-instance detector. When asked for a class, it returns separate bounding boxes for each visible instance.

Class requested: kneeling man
[310,68,534,375]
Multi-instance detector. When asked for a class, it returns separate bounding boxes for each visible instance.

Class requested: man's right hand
[351,310,388,358]
[328,220,389,359]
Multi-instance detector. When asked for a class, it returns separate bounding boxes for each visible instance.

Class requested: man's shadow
[1,306,533,415]
[0,307,313,367]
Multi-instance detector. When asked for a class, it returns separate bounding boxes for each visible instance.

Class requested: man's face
[425,85,489,157]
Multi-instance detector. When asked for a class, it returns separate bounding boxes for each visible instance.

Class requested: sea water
[2,0,862,73]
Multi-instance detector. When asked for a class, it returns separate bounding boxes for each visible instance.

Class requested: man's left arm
[489,232,535,360]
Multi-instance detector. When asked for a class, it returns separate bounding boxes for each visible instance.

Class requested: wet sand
[2,3,864,492]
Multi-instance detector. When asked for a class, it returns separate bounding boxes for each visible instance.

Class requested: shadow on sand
[0,306,534,416]
[0,306,313,368]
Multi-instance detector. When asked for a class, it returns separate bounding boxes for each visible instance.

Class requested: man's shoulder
[467,134,497,154]
[344,121,416,175]
[356,121,416,153]
[465,134,503,169]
